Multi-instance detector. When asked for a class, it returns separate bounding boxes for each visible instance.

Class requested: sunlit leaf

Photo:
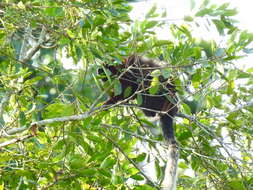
[130,174,144,181]
[149,76,159,95]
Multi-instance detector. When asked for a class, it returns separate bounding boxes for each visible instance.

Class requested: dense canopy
[0,0,252,189]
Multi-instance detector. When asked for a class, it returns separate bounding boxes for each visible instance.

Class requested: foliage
[0,0,252,189]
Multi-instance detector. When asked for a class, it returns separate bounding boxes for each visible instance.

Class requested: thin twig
[19,26,47,63]
[101,131,160,189]
[202,99,253,118]
[177,113,246,180]
[102,123,166,146]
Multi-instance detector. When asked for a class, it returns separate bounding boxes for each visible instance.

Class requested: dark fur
[98,55,178,144]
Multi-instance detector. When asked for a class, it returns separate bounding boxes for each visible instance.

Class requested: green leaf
[134,153,146,162]
[45,7,64,17]
[161,68,171,78]
[227,70,238,80]
[145,5,157,18]
[24,76,44,85]
[182,103,192,115]
[192,71,201,82]
[213,95,222,108]
[67,30,75,38]
[223,55,243,61]
[100,156,115,169]
[223,9,238,16]
[19,111,26,126]
[153,40,173,47]
[75,137,93,155]
[99,168,112,178]
[179,25,192,39]
[195,8,212,17]
[83,116,92,128]
[9,94,16,108]
[144,21,158,30]
[83,16,93,28]
[43,103,75,119]
[226,112,238,124]
[191,155,200,170]
[137,94,143,105]
[183,100,199,114]
[151,69,161,77]
[226,180,246,190]
[184,16,194,22]
[139,118,157,128]
[112,175,123,185]
[212,19,225,35]
[79,169,97,176]
[247,67,253,73]
[155,159,162,179]
[227,81,235,95]
[114,79,122,96]
[217,3,230,10]
[197,39,216,57]
[53,139,65,150]
[130,174,144,181]
[123,86,132,98]
[178,162,188,169]
[69,154,86,169]
[178,129,192,141]
[87,134,103,143]
[59,37,71,45]
[149,76,159,95]
[94,16,106,26]
[193,47,202,58]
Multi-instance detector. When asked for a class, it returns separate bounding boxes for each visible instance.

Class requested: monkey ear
[107,66,118,74]
[125,54,137,66]
[122,58,128,64]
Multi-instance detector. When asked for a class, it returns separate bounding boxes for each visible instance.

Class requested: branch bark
[0,134,32,148]
[0,104,110,137]
[19,26,47,63]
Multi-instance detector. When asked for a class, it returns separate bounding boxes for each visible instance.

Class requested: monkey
[98,55,178,144]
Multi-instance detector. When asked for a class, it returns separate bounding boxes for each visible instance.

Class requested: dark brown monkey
[98,55,178,144]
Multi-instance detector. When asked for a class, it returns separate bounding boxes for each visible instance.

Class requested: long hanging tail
[160,114,178,190]
[160,114,176,145]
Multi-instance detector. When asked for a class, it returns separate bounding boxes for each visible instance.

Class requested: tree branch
[203,99,253,118]
[176,112,245,179]
[101,131,160,189]
[19,26,47,63]
[0,134,33,148]
[102,123,166,146]
[0,104,112,137]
